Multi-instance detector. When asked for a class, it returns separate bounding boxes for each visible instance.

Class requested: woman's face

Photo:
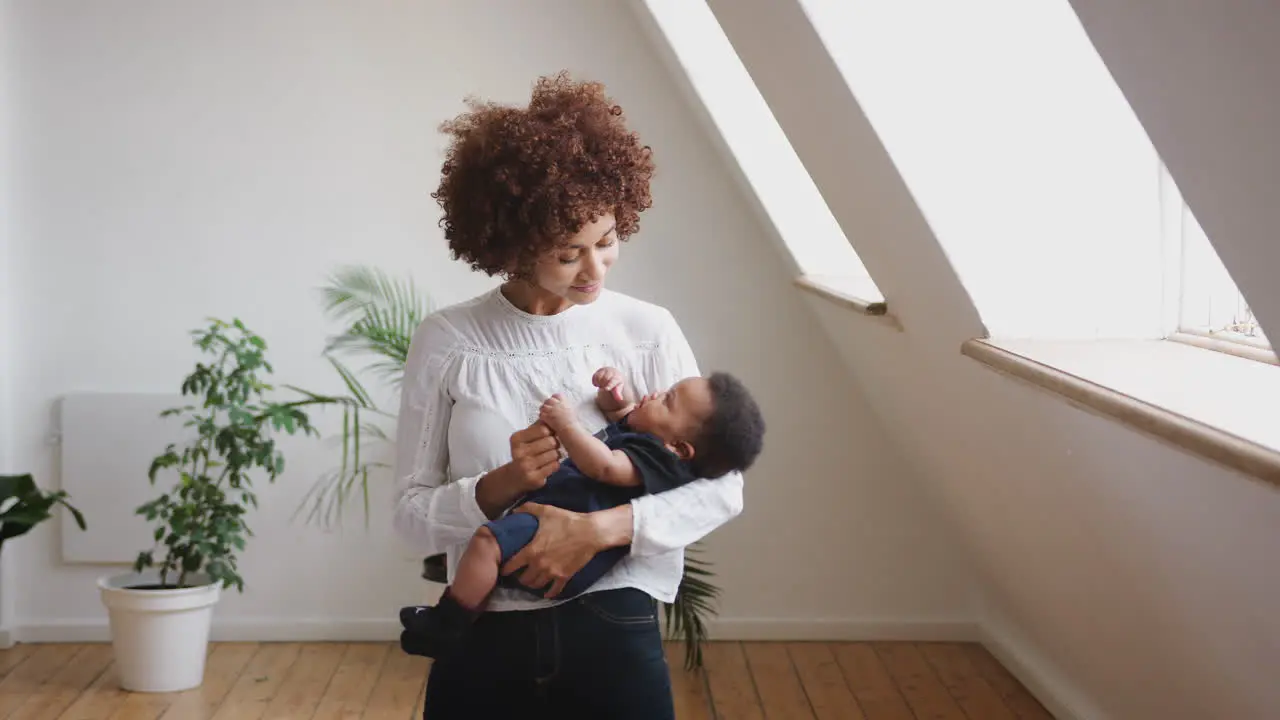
[528,213,620,306]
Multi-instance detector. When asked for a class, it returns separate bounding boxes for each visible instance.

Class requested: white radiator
[59,392,191,564]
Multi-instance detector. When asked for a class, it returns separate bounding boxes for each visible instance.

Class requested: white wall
[4,0,972,641]
[698,0,1280,717]
[0,0,16,641]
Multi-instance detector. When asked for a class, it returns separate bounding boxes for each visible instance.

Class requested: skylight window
[1161,162,1270,353]
[794,0,1276,357]
[793,0,1167,340]
[636,0,882,298]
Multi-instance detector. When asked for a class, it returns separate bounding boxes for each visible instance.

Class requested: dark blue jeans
[421,587,674,719]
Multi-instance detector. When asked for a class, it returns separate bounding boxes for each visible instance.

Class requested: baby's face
[626,377,714,447]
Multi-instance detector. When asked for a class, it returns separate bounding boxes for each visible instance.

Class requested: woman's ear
[671,440,696,462]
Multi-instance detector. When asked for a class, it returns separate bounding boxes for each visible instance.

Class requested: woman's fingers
[513,448,561,490]
[544,576,569,599]
[501,547,530,576]
[532,448,561,470]
[508,554,554,594]
[516,435,560,458]
[524,568,552,592]
[519,448,560,473]
[519,452,559,481]
[512,423,553,443]
[502,546,549,587]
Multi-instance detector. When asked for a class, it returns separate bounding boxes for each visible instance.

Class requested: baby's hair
[690,372,765,479]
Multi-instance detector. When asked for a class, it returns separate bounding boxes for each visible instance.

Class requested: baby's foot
[397,589,478,659]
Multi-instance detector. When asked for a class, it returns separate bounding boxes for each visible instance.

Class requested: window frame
[1159,161,1276,365]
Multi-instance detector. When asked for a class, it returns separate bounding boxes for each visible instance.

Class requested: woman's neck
[500,280,574,317]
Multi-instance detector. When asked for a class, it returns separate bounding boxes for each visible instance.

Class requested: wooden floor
[0,641,1053,719]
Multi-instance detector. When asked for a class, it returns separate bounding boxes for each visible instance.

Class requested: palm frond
[326,357,376,409]
[359,421,389,442]
[318,265,432,384]
[320,265,429,323]
[664,543,721,670]
[282,385,366,411]
[285,384,391,529]
[291,264,430,528]
[293,459,391,529]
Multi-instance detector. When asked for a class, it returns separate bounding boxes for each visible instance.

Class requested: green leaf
[283,265,436,530]
[0,474,37,500]
[0,506,51,526]
[330,357,375,409]
[0,474,87,551]
[662,543,720,670]
[317,265,432,385]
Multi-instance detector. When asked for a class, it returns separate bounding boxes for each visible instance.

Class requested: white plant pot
[98,571,221,693]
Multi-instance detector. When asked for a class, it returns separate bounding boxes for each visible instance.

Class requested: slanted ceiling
[1064,0,1280,347]
[637,0,1280,717]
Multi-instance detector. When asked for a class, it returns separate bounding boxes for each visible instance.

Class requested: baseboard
[16,618,401,644]
[705,617,981,642]
[980,622,1108,720]
[15,616,978,645]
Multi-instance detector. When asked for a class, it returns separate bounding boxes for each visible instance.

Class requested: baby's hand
[538,394,577,433]
[592,367,627,406]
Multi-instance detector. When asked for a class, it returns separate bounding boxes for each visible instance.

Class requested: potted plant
[98,318,317,693]
[291,266,722,669]
[0,473,86,559]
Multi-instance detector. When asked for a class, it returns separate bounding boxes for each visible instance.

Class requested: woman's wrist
[475,463,524,519]
[589,504,635,549]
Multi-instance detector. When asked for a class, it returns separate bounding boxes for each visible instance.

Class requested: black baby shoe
[398,589,478,659]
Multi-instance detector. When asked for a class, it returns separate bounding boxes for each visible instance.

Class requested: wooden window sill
[794,274,900,328]
[962,337,1280,488]
[1167,330,1277,366]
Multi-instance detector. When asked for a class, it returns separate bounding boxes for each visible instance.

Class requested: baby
[399,366,765,659]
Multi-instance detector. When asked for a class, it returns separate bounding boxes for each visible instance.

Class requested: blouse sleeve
[627,310,745,557]
[391,315,491,555]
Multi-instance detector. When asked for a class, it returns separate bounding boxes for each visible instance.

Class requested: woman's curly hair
[432,72,656,277]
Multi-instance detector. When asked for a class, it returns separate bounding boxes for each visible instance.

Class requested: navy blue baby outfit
[489,416,697,599]
[397,416,698,661]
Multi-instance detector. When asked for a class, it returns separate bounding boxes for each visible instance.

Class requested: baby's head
[626,372,765,478]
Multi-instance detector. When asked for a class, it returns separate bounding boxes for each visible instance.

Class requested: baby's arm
[539,394,641,487]
[592,367,637,423]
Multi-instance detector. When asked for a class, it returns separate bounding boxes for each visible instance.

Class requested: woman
[392,72,744,717]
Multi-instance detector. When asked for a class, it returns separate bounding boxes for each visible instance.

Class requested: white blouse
[391,286,744,610]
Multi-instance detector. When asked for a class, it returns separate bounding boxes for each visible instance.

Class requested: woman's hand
[508,422,562,492]
[476,422,563,518]
[501,503,606,599]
